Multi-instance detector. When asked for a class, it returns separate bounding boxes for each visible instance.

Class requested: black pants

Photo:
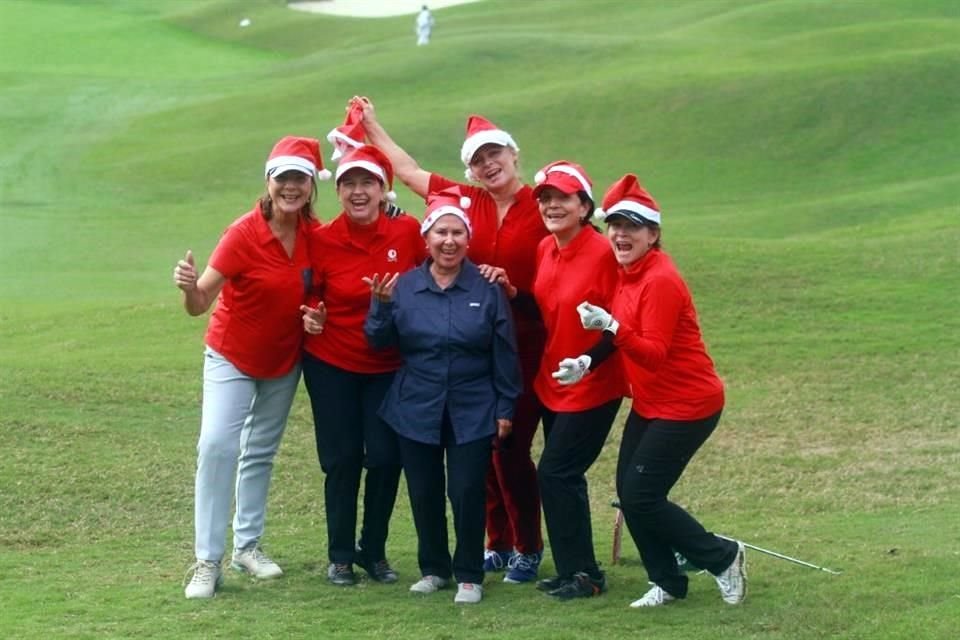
[538,398,620,578]
[302,353,401,564]
[617,409,737,598]
[398,414,491,585]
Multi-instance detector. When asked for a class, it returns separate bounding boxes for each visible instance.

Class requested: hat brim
[532,174,588,199]
[267,164,315,178]
[604,210,658,226]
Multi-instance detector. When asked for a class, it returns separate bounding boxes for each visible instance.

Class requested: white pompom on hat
[594,174,661,225]
[460,114,519,181]
[264,136,331,180]
[334,144,397,202]
[531,160,594,201]
[421,186,473,236]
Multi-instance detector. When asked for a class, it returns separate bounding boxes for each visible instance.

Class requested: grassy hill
[1,1,957,638]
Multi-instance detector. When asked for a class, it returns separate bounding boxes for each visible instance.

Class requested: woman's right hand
[362,272,400,302]
[352,95,377,125]
[173,250,197,292]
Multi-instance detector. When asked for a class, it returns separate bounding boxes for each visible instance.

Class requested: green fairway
[1,0,958,637]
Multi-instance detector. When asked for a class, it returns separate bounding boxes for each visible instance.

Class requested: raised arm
[354,96,432,198]
[173,249,226,316]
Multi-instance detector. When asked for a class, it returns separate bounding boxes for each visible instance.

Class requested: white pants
[194,347,300,561]
[417,27,431,46]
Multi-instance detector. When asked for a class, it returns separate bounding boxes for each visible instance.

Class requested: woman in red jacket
[577,174,746,608]
[523,160,626,600]
[301,145,425,587]
[358,97,548,584]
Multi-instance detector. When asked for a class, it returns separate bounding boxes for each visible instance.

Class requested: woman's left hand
[362,272,400,302]
[496,418,513,439]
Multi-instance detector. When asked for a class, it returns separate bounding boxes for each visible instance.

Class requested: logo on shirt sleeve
[387,249,398,262]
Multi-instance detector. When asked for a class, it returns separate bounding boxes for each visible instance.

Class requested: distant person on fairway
[300,144,425,587]
[358,96,550,585]
[173,136,326,599]
[575,174,746,608]
[364,187,522,604]
[515,160,625,600]
[416,5,435,46]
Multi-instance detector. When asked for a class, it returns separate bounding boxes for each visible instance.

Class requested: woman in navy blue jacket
[365,186,521,605]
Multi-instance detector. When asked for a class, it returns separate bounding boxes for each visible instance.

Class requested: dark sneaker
[536,575,569,592]
[355,551,399,584]
[504,551,542,584]
[327,562,356,586]
[483,549,515,572]
[547,571,607,600]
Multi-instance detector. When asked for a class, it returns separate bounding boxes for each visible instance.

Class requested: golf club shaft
[610,501,841,575]
[715,535,842,574]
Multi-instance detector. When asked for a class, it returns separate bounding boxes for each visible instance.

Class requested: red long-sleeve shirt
[533,226,627,412]
[612,248,724,420]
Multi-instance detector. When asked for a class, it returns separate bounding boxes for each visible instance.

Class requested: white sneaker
[454,582,483,604]
[231,545,283,579]
[714,541,747,604]
[184,560,223,599]
[409,575,449,594]
[630,584,676,608]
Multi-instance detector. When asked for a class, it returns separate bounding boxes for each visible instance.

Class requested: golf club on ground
[609,501,842,574]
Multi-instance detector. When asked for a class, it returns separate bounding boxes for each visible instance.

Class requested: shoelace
[507,553,537,572]
[183,560,220,587]
[637,585,670,606]
[249,547,275,566]
[485,550,507,570]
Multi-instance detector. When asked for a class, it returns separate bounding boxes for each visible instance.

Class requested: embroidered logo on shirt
[387,249,398,262]
[469,302,480,307]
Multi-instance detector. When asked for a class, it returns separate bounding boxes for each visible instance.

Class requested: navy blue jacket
[365,259,521,445]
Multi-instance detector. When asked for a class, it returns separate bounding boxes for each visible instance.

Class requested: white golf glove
[576,301,619,334]
[551,355,592,386]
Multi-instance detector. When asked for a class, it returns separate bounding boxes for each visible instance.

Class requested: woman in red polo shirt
[517,160,626,600]
[357,97,548,584]
[300,144,425,587]
[173,136,326,599]
[577,174,745,609]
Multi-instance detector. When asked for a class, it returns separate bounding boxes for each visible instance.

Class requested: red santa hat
[264,136,331,180]
[531,160,594,201]
[420,186,473,237]
[460,114,519,181]
[334,144,397,202]
[326,100,367,162]
[595,174,661,225]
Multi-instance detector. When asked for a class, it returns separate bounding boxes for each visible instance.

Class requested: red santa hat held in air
[326,99,367,162]
[595,174,661,225]
[460,114,519,181]
[334,144,397,202]
[420,186,473,236]
[531,160,594,201]
[264,136,331,180]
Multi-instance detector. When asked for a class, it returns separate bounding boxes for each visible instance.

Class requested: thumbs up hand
[173,250,198,292]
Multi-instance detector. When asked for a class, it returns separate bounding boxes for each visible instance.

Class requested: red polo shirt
[532,226,626,412]
[205,205,315,379]
[612,248,724,420]
[429,174,549,378]
[304,212,425,373]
